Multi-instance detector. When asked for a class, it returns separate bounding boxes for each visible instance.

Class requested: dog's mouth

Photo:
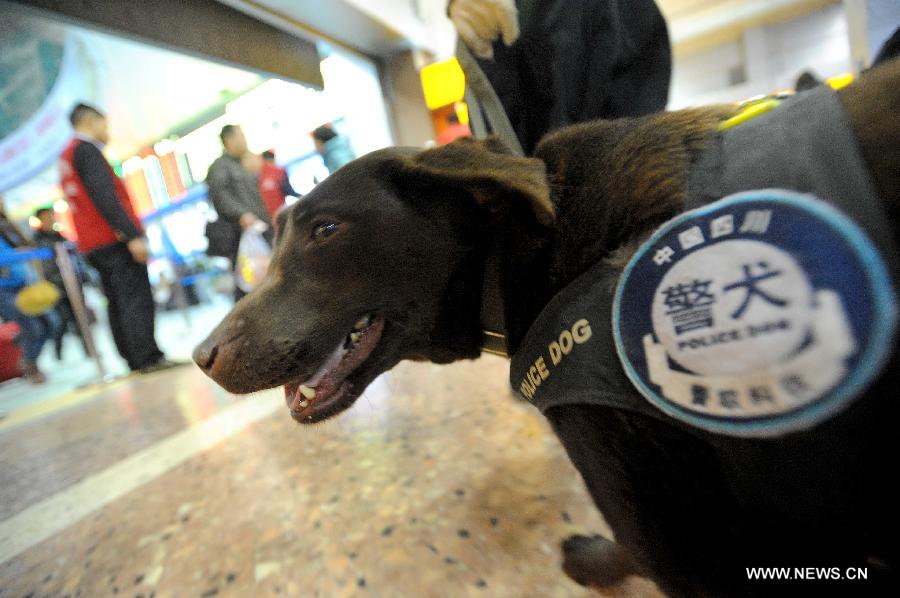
[284,314,385,423]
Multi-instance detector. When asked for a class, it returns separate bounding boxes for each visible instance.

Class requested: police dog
[195,60,899,597]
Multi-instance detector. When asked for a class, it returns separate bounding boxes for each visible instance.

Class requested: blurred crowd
[2,0,674,388]
[0,104,356,386]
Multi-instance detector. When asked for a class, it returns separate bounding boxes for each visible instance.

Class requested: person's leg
[116,253,164,369]
[0,289,50,382]
[18,314,49,383]
[87,244,138,369]
[36,310,60,360]
[52,304,67,359]
[229,244,247,303]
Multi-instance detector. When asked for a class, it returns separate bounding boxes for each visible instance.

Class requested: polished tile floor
[0,305,661,597]
[0,288,230,416]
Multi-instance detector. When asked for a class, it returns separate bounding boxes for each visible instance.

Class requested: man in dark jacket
[59,103,177,374]
[449,0,672,154]
[206,125,272,300]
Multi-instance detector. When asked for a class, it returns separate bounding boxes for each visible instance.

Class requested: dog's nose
[193,338,219,372]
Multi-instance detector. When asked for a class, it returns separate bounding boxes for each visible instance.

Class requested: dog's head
[194,139,553,423]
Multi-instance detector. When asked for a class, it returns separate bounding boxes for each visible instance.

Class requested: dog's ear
[398,137,555,226]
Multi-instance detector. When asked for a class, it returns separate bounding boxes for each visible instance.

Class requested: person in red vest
[59,104,180,374]
[244,150,300,227]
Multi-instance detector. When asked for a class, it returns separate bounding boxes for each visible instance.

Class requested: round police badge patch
[613,189,897,437]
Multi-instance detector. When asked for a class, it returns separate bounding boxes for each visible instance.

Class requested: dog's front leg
[546,405,746,598]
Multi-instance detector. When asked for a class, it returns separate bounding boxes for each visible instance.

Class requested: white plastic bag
[235,223,271,292]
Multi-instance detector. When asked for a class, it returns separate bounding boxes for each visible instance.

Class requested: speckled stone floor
[0,356,662,597]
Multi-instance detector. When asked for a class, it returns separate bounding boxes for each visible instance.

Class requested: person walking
[206,125,272,301]
[312,125,356,174]
[59,103,178,374]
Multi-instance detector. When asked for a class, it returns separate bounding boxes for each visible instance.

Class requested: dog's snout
[194,317,248,373]
[193,338,219,371]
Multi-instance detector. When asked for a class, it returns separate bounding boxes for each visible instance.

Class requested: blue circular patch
[613,189,896,437]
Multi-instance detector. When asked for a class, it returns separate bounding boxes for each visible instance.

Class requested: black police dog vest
[510,85,898,439]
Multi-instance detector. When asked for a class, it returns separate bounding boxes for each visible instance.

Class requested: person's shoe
[21,360,47,384]
[137,358,190,375]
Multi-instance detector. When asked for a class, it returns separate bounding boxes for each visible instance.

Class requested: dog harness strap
[456,41,526,158]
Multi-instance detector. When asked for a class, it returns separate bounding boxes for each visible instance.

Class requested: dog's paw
[561,533,636,588]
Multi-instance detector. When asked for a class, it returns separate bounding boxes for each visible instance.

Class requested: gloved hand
[448,0,519,59]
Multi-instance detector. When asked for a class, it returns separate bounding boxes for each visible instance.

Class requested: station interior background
[1,0,897,596]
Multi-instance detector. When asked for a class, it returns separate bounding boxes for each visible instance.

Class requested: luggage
[0,321,23,382]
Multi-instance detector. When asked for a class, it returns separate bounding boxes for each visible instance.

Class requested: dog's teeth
[350,332,360,344]
[353,315,371,330]
[299,385,316,399]
[298,400,309,408]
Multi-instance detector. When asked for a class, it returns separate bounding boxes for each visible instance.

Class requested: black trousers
[87,242,163,370]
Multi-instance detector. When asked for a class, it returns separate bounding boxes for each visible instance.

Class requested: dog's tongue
[303,341,347,388]
[286,317,385,413]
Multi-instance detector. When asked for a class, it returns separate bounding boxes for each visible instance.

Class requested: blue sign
[613,189,896,437]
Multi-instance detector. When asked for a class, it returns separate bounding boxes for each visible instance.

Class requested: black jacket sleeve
[73,142,142,241]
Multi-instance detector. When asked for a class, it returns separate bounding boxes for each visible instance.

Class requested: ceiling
[1,10,264,163]
[659,0,734,20]
[5,0,839,165]
[219,0,840,60]
[659,0,840,55]
[3,0,847,213]
[1,12,265,211]
[67,28,264,161]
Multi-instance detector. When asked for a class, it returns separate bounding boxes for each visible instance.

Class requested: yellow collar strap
[719,72,854,132]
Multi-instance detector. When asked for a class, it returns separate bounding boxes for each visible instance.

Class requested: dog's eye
[312,221,340,240]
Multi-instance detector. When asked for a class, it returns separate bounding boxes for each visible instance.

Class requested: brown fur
[837,60,900,214]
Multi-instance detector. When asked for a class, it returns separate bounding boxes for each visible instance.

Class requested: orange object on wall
[159,152,186,199]
[432,103,472,145]
[125,169,154,216]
